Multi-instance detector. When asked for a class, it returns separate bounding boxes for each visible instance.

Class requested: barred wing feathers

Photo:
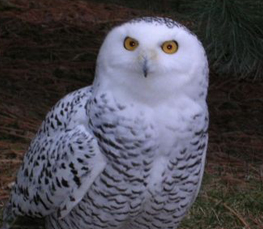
[8,87,106,219]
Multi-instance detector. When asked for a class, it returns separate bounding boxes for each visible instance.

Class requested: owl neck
[93,66,207,108]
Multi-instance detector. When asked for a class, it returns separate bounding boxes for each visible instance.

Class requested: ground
[0,0,263,228]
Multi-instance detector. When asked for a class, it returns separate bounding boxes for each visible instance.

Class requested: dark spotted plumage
[4,87,106,221]
[2,17,209,229]
[129,17,180,29]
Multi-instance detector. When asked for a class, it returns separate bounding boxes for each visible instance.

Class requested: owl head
[94,17,208,104]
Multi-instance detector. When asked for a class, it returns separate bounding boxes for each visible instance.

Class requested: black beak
[143,59,148,78]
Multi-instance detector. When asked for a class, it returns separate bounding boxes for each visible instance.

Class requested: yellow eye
[124,37,139,51]
[162,40,178,54]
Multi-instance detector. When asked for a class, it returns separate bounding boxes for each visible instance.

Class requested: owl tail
[1,200,17,229]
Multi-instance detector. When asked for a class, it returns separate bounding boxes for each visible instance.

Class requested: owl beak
[142,57,148,78]
[139,51,152,78]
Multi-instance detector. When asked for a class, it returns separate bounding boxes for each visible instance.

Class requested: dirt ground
[0,0,263,228]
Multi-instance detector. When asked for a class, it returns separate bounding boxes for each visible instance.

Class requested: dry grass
[0,0,263,228]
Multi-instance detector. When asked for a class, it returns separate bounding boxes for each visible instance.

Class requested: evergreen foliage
[179,0,263,79]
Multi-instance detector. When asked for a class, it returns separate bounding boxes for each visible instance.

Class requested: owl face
[95,18,208,103]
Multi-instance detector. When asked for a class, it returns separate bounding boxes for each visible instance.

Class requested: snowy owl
[2,17,209,229]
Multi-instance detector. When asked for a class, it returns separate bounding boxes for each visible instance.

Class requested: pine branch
[178,0,263,79]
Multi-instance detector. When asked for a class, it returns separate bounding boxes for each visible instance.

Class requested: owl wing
[7,87,106,220]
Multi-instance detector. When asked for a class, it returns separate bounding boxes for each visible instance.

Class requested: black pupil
[167,44,173,50]
[130,41,135,47]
